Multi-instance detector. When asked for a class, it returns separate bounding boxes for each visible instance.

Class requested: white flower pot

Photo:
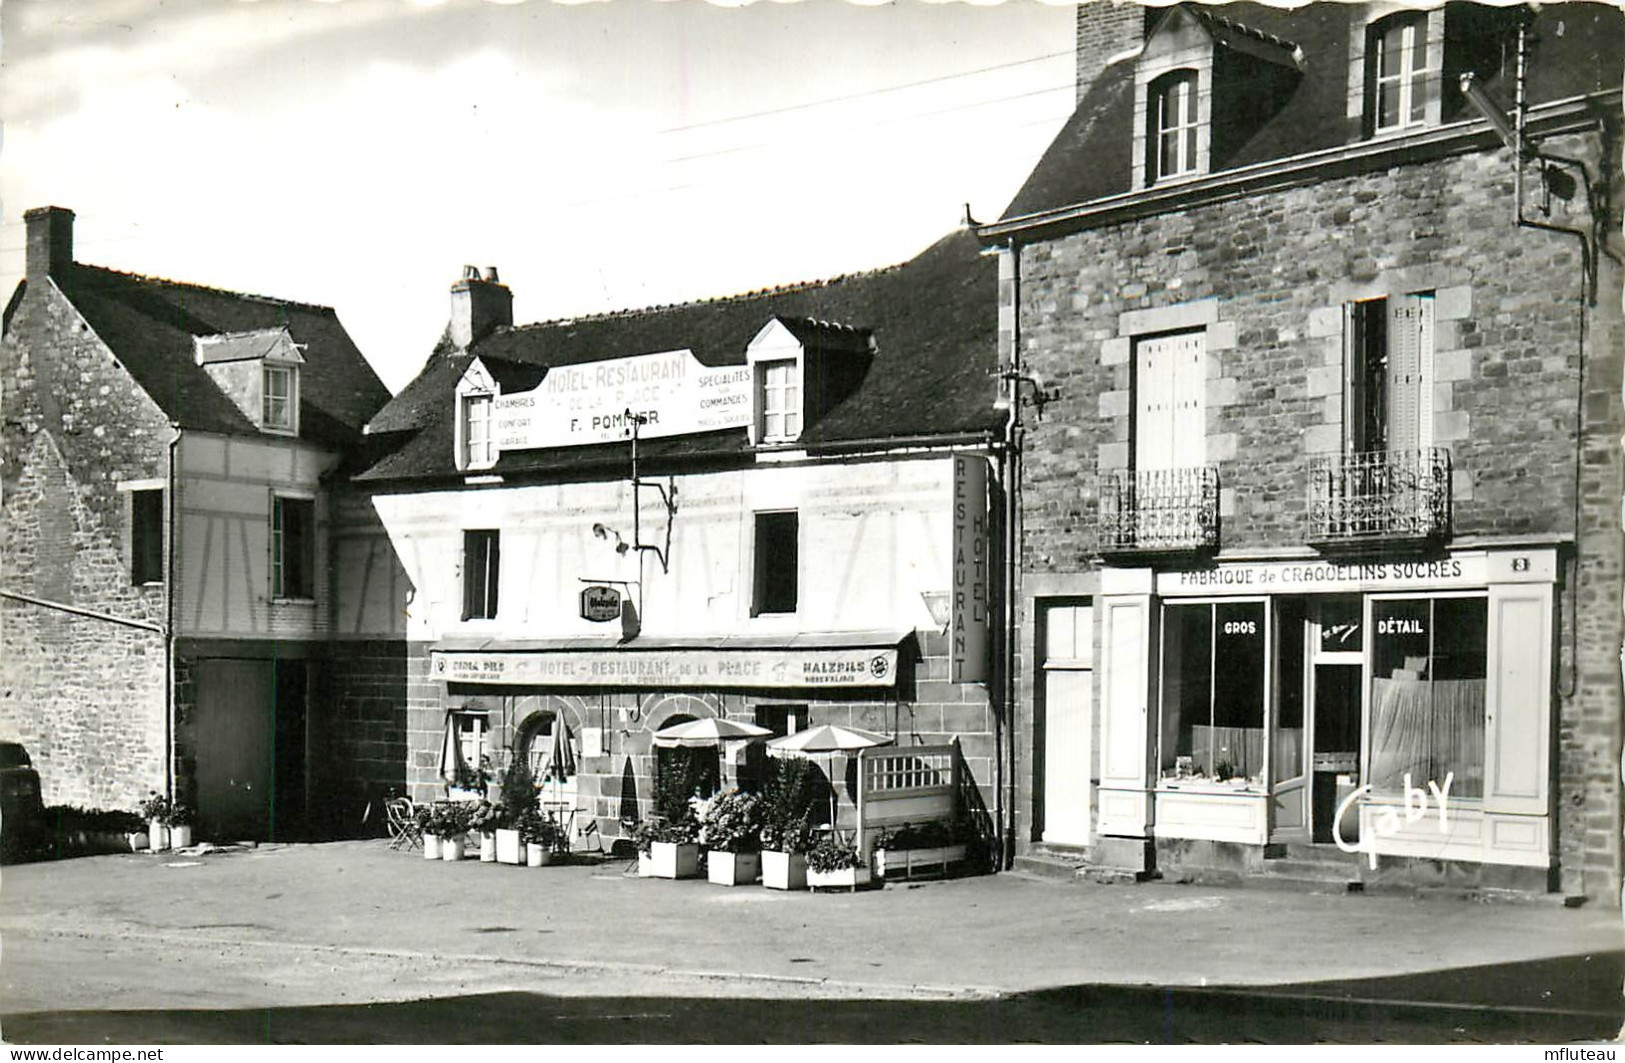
[423,833,442,860]
[707,850,760,886]
[169,825,194,848]
[807,865,873,891]
[441,834,466,861]
[762,850,808,891]
[148,821,170,852]
[126,831,148,852]
[526,842,556,867]
[496,829,524,865]
[479,831,498,862]
[637,852,654,877]
[646,841,699,879]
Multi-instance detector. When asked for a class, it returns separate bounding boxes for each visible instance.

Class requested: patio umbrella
[765,724,894,831]
[437,712,468,786]
[651,717,773,793]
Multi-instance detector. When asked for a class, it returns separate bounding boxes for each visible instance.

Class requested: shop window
[1367,12,1434,133]
[462,529,500,620]
[271,496,315,600]
[130,488,164,585]
[1160,601,1267,787]
[262,364,297,434]
[462,392,494,469]
[1148,69,1200,184]
[1369,596,1486,798]
[1345,294,1434,453]
[756,359,801,443]
[752,511,798,616]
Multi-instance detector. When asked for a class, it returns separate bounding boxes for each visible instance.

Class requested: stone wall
[320,639,410,835]
[0,281,173,811]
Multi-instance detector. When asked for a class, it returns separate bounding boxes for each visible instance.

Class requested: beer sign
[579,585,623,623]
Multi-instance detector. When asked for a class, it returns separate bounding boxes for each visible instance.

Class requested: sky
[0,0,1078,392]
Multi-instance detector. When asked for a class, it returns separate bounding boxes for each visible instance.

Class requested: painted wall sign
[432,646,899,689]
[579,585,623,623]
[1158,554,1504,597]
[491,349,752,451]
[951,453,990,683]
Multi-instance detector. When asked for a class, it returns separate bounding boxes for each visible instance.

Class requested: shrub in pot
[436,803,472,861]
[633,817,699,879]
[759,813,815,891]
[417,804,442,860]
[806,834,871,891]
[467,800,506,863]
[698,789,763,886]
[138,792,172,853]
[498,761,538,865]
[518,809,561,867]
[166,802,196,848]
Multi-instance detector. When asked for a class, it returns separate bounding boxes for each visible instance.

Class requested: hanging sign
[951,453,990,683]
[432,646,899,689]
[579,585,623,623]
[490,349,752,451]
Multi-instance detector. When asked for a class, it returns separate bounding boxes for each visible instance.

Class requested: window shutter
[1415,294,1434,450]
[1386,296,1424,452]
[1483,583,1551,816]
[1171,330,1207,466]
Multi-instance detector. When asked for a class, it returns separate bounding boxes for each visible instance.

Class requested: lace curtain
[1369,677,1485,797]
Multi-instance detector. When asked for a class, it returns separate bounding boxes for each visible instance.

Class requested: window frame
[261,363,298,435]
[1148,69,1201,185]
[462,392,495,470]
[462,528,501,621]
[1156,596,1272,792]
[1368,12,1435,135]
[1343,292,1435,455]
[270,493,316,602]
[756,359,802,444]
[129,487,165,586]
[750,510,800,617]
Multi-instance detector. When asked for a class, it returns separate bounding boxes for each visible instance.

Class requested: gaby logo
[1333,772,1454,870]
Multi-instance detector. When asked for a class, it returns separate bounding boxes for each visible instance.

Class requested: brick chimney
[1075,1,1150,104]
[24,206,74,279]
[448,265,513,350]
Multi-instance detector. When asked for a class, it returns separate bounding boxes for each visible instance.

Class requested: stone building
[349,228,1005,854]
[981,3,1624,902]
[0,206,394,838]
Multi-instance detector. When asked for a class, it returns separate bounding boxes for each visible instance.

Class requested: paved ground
[1,841,1621,1043]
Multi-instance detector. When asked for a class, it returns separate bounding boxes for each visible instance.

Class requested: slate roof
[357,226,999,484]
[40,264,390,447]
[1000,2,1625,224]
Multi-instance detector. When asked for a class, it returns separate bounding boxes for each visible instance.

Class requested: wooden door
[193,658,275,840]
[1041,604,1094,845]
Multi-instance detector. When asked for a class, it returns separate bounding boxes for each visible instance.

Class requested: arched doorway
[514,709,579,837]
[653,713,720,820]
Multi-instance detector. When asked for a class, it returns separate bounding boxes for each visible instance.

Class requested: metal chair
[385,796,422,851]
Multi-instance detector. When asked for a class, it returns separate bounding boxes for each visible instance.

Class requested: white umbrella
[651,717,773,793]
[765,724,894,831]
[437,713,468,786]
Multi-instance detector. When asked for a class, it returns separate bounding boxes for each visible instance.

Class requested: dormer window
[1369,13,1433,133]
[263,364,296,433]
[757,360,801,443]
[463,393,493,467]
[1151,71,1200,182]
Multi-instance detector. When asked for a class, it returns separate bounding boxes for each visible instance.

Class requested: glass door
[1309,596,1364,844]
[1270,598,1309,837]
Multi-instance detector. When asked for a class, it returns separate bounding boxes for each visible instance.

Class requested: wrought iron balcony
[1097,465,1220,557]
[1308,448,1451,546]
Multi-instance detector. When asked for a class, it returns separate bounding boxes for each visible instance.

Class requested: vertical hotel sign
[951,453,990,683]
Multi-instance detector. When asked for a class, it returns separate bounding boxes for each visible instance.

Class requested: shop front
[421,633,918,846]
[1093,547,1557,879]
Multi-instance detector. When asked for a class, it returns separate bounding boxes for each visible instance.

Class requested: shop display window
[1160,600,1267,788]
[1369,595,1486,798]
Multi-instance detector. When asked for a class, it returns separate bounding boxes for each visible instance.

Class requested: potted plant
[806,833,871,891]
[468,800,506,863]
[438,803,472,861]
[496,760,538,865]
[518,809,561,867]
[417,804,442,860]
[138,792,172,853]
[759,812,815,891]
[871,819,968,881]
[633,817,699,879]
[698,789,763,886]
[167,802,196,849]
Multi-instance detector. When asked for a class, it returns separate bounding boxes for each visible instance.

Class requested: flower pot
[423,833,443,860]
[807,865,873,891]
[762,850,808,891]
[441,833,466,861]
[148,821,170,853]
[479,830,498,862]
[526,842,556,867]
[125,831,149,852]
[169,825,194,849]
[646,840,699,879]
[706,850,760,886]
[496,828,524,865]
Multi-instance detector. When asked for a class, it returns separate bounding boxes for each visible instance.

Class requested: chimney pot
[448,266,513,350]
[482,267,500,283]
[24,206,75,280]
[462,265,481,281]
